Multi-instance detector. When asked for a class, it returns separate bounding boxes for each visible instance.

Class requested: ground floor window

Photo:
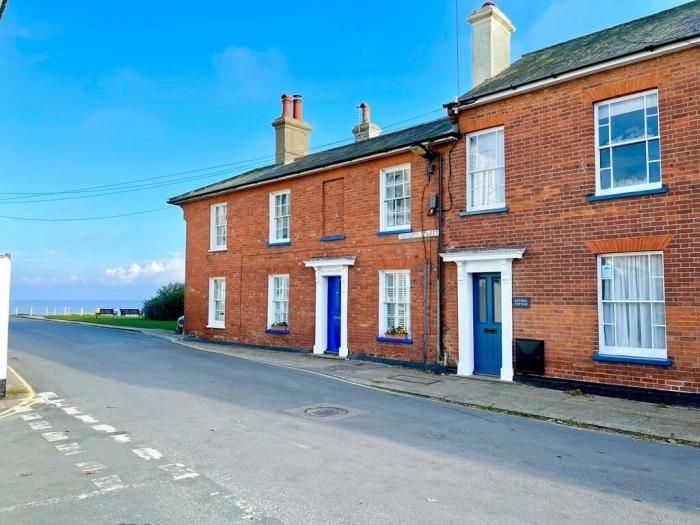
[267,274,289,329]
[208,277,225,328]
[379,270,410,338]
[598,252,666,358]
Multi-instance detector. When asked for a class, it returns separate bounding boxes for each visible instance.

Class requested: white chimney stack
[467,2,515,87]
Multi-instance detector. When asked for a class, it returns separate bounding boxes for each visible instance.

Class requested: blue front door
[326,276,341,353]
[473,273,502,375]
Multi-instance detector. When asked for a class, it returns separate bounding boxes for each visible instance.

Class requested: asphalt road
[1,317,699,524]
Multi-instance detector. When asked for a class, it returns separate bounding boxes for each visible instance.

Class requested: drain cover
[282,403,366,421]
[303,406,349,418]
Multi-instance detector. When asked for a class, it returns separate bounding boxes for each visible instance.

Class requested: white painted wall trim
[304,257,355,357]
[0,255,10,393]
[441,248,525,381]
[454,37,700,111]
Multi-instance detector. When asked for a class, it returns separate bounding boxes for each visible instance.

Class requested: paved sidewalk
[175,338,700,446]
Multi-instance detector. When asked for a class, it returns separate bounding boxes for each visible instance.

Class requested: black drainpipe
[436,150,444,368]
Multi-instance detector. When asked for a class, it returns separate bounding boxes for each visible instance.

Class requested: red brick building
[171,2,699,395]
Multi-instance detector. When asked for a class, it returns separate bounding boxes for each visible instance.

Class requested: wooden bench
[119,308,141,317]
[95,308,116,317]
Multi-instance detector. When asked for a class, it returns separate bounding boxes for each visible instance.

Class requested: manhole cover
[282,403,366,421]
[304,406,349,418]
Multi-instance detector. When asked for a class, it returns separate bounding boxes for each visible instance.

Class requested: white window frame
[466,126,505,212]
[379,164,411,233]
[378,270,411,337]
[267,274,289,329]
[596,251,666,359]
[207,277,225,329]
[209,202,227,251]
[268,190,291,244]
[594,89,662,196]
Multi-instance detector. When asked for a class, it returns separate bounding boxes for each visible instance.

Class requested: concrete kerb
[0,366,36,419]
[16,315,145,333]
[171,338,699,448]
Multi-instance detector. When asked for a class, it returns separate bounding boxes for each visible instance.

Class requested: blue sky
[0,0,684,301]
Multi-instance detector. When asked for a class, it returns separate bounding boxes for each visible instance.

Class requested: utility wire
[0,207,173,222]
[0,107,446,204]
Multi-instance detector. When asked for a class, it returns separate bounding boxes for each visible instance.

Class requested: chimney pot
[292,94,302,120]
[281,94,292,117]
[352,102,381,142]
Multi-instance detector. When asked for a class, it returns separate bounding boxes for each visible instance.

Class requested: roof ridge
[520,1,696,57]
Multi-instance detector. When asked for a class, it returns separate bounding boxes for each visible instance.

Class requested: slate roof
[169,117,458,204]
[457,1,700,104]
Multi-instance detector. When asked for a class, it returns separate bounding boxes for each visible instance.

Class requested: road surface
[1,317,698,524]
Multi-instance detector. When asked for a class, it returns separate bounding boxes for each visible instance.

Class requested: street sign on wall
[0,254,10,397]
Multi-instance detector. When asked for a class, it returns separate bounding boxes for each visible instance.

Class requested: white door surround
[441,248,525,381]
[304,257,356,358]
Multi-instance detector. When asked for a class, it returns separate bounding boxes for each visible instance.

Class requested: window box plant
[270,321,288,330]
[384,326,408,339]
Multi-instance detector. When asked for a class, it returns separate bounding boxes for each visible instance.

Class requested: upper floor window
[267,274,289,330]
[595,90,661,195]
[379,270,410,338]
[269,190,290,244]
[208,277,225,329]
[210,203,227,251]
[380,165,411,232]
[598,252,666,359]
[467,127,505,211]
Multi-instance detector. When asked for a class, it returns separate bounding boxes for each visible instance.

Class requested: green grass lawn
[45,315,177,331]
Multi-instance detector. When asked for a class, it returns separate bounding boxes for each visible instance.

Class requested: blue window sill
[459,206,508,217]
[587,186,667,202]
[591,353,673,367]
[265,328,289,334]
[320,235,346,242]
[267,241,291,247]
[376,228,412,236]
[376,336,413,345]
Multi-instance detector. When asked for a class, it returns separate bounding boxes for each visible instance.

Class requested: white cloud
[212,45,289,99]
[103,254,184,285]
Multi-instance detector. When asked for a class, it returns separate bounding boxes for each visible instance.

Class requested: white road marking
[56,443,83,456]
[159,463,199,481]
[41,431,69,442]
[29,421,52,430]
[13,405,33,414]
[75,461,106,473]
[37,392,57,400]
[224,496,263,520]
[75,415,98,424]
[20,413,42,421]
[91,424,116,434]
[132,448,162,461]
[62,407,82,415]
[92,474,123,492]
[293,442,312,450]
[111,433,131,443]
[0,482,149,513]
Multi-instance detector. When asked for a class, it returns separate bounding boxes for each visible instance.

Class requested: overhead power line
[0,207,173,222]
[0,107,446,204]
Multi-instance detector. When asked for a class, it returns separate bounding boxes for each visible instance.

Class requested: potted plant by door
[384,326,408,340]
[271,321,288,331]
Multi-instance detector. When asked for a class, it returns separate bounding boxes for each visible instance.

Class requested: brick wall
[181,151,442,365]
[442,48,700,392]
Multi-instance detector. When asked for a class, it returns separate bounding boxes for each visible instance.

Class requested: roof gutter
[169,133,461,205]
[448,35,700,111]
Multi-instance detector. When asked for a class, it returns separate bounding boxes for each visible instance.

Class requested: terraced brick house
[170,2,699,396]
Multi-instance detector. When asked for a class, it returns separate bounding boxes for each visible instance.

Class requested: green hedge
[143,282,184,321]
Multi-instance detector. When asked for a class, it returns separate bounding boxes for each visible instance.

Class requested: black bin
[515,338,545,376]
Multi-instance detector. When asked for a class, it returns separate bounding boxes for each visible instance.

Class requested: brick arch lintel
[584,235,673,254]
